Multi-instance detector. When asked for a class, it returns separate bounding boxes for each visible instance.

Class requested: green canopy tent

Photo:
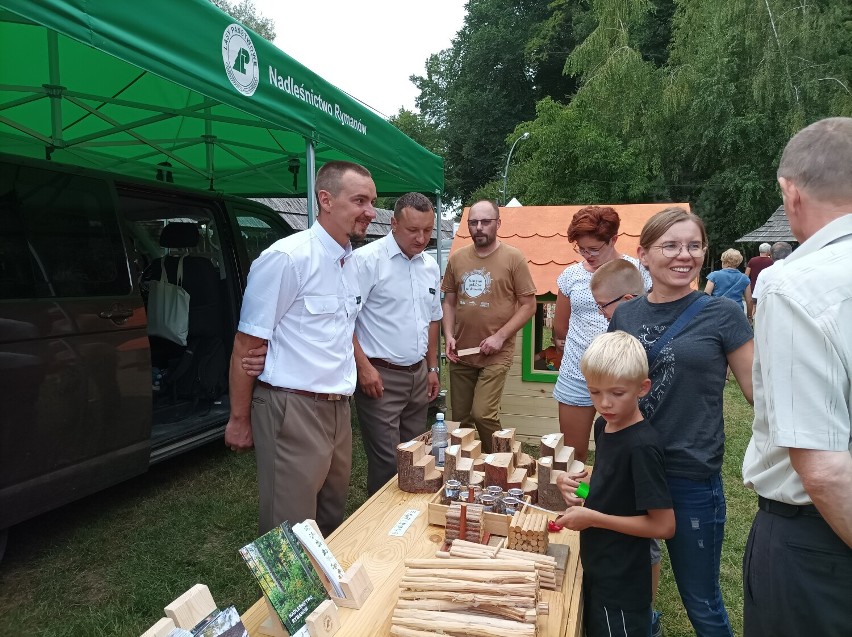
[0,0,444,219]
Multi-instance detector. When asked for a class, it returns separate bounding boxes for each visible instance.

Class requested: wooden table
[241,479,583,637]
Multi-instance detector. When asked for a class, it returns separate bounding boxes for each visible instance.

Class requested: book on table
[240,522,330,637]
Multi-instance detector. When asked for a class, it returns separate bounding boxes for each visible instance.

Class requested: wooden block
[536,456,566,511]
[450,427,477,446]
[492,428,516,453]
[164,583,216,629]
[396,440,443,493]
[139,617,176,637]
[457,346,480,356]
[305,599,340,637]
[483,452,515,489]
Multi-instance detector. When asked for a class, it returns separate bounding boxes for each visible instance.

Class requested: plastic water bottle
[431,413,448,467]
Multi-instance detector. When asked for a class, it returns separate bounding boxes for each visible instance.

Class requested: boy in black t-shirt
[556,331,674,637]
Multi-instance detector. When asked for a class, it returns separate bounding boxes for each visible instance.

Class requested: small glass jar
[479,494,496,513]
[502,496,521,514]
[506,487,524,501]
[486,485,503,498]
[443,479,461,505]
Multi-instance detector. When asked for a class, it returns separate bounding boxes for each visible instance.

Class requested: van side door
[0,161,150,530]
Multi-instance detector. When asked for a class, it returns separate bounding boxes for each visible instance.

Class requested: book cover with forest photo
[240,522,329,637]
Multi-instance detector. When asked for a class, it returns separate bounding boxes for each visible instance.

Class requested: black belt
[758,496,821,518]
[368,358,423,372]
[257,381,344,401]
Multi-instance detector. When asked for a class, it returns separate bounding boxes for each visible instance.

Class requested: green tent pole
[306,138,316,225]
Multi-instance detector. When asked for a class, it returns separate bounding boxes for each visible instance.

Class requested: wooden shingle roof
[737,205,796,243]
[451,204,690,296]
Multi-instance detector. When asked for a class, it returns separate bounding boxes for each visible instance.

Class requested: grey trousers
[251,385,352,538]
[354,363,430,495]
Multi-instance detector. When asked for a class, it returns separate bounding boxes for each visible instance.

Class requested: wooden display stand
[443,443,483,485]
[240,479,585,637]
[257,520,372,637]
[395,439,443,493]
[537,434,586,511]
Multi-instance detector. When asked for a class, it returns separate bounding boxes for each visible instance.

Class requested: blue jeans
[665,474,733,637]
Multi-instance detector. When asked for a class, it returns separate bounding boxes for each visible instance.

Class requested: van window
[235,211,287,263]
[0,162,129,299]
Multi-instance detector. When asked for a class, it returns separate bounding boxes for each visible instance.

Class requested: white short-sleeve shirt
[353,232,443,366]
[238,223,361,394]
[743,214,852,504]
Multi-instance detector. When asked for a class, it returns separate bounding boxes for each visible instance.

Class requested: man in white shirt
[352,192,443,494]
[742,117,852,636]
[224,161,377,537]
[750,241,792,309]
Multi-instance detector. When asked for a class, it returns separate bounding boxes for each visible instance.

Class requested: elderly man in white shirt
[352,192,443,495]
[742,117,852,637]
[224,161,377,538]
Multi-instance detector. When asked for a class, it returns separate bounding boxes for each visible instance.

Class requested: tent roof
[0,1,443,197]
[737,205,796,242]
[452,204,689,296]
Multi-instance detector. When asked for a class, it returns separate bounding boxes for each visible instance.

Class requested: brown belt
[368,358,424,372]
[257,380,344,401]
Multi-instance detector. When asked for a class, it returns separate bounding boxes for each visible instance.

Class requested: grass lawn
[0,384,755,636]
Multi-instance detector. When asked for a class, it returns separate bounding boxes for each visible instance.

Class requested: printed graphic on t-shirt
[637,323,675,421]
[460,268,492,299]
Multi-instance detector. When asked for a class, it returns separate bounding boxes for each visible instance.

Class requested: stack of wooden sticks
[390,557,547,636]
[445,503,483,543]
[507,511,549,554]
[437,539,558,591]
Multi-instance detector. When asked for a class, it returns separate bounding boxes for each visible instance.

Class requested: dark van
[0,154,295,553]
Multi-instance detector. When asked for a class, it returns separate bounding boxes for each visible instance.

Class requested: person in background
[742,116,852,637]
[552,206,651,462]
[744,243,773,293]
[351,192,442,495]
[557,331,674,637]
[704,248,753,322]
[750,241,793,309]
[608,207,754,637]
[224,160,376,538]
[441,200,536,453]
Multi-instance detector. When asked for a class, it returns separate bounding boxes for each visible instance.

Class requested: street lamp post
[501,132,530,205]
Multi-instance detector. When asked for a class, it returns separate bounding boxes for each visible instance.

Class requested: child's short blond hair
[580,331,649,384]
[589,259,645,297]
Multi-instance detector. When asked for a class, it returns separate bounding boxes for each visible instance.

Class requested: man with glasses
[441,200,536,453]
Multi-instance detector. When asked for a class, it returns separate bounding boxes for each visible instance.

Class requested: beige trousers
[449,361,511,454]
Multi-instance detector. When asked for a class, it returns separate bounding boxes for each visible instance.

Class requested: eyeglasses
[652,241,707,258]
[468,218,498,228]
[573,243,608,257]
[596,294,627,314]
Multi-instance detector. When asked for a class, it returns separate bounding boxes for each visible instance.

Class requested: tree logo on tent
[222,24,259,97]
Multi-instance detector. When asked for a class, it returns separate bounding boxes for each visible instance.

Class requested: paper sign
[389,509,420,536]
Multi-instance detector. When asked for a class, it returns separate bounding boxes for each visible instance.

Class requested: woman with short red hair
[552,206,651,461]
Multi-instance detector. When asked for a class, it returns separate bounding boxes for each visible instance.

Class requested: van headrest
[160,222,199,249]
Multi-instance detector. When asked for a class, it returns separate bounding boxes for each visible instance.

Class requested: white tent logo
[222,24,258,96]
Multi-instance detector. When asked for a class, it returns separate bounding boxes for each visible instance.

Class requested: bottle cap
[436,413,444,420]
[575,482,589,499]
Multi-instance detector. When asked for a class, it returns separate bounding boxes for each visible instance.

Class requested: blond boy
[557,331,674,637]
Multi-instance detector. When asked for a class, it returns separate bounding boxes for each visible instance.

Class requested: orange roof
[451,204,691,296]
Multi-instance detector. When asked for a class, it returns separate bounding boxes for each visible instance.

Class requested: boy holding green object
[556,331,674,637]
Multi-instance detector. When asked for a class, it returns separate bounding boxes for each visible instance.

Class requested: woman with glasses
[552,206,651,461]
[608,207,753,637]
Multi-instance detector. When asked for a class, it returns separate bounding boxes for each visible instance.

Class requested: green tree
[412,0,582,204]
[211,0,276,41]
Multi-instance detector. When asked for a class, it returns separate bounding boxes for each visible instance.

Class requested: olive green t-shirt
[441,243,536,367]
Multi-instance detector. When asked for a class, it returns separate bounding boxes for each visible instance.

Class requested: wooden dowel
[397,590,537,608]
[392,608,535,637]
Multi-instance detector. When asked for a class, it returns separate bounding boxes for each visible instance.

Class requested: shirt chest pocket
[301,295,338,342]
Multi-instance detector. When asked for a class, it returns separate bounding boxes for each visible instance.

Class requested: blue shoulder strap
[647,294,711,367]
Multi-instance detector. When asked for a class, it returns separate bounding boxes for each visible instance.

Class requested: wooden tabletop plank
[242,479,582,637]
